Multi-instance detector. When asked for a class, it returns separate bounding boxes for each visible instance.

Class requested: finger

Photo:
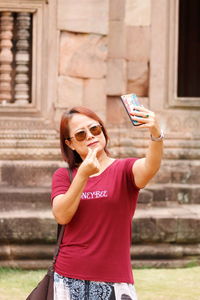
[132,105,151,113]
[90,147,98,159]
[130,110,152,118]
[86,147,93,158]
[131,116,151,124]
[133,123,151,129]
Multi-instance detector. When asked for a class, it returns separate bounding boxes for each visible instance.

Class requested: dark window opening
[178,0,200,97]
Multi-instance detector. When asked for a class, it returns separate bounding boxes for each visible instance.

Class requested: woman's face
[66,113,107,159]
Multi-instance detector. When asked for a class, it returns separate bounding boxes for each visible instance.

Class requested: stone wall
[56,0,150,128]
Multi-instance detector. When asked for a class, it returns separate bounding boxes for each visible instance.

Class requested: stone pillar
[0,12,14,103]
[14,12,31,104]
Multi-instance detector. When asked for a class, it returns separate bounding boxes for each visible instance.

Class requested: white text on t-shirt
[81,190,108,200]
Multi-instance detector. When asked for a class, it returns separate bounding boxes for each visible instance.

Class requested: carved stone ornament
[14,13,31,104]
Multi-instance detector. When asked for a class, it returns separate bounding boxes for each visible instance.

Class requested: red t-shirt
[51,158,140,283]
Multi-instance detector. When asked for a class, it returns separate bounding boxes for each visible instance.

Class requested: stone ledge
[131,258,200,269]
[131,243,200,259]
[1,258,199,270]
[0,259,51,270]
[134,205,200,219]
[0,244,54,260]
[1,243,199,261]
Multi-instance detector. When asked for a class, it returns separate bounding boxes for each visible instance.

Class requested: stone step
[0,205,200,244]
[0,160,66,187]
[0,187,52,211]
[131,243,200,259]
[0,210,57,244]
[0,243,199,261]
[152,159,200,184]
[131,258,200,268]
[0,259,52,270]
[0,244,54,260]
[0,244,199,270]
[139,183,200,206]
[133,205,200,244]
[1,258,199,269]
[0,159,200,187]
[1,183,199,212]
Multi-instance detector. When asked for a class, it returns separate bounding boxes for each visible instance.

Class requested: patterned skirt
[54,272,138,300]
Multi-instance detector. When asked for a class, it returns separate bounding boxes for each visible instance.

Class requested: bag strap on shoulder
[52,168,73,267]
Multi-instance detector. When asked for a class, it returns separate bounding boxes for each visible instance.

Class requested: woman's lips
[87,141,98,147]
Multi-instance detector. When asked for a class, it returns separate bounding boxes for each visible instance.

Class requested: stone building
[0,0,200,268]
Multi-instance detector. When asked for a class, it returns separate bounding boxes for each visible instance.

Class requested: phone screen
[120,93,141,126]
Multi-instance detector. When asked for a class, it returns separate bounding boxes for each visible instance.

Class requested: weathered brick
[126,26,150,61]
[106,59,127,95]
[125,0,151,26]
[60,32,107,78]
[108,21,126,58]
[109,0,125,21]
[58,76,84,107]
[58,0,109,34]
[83,78,106,121]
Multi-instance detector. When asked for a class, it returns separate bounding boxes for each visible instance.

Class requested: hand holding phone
[120,93,142,126]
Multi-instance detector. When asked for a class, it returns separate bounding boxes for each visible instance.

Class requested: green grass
[0,268,45,300]
[0,267,200,300]
[134,267,200,300]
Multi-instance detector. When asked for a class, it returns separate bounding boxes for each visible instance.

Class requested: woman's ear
[65,139,75,151]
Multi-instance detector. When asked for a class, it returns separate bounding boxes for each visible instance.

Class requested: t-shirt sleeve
[51,168,71,202]
[124,158,140,190]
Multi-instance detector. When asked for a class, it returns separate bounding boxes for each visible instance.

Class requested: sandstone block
[128,61,149,80]
[106,59,127,96]
[58,76,84,107]
[0,245,54,260]
[0,187,51,211]
[108,21,126,58]
[138,189,153,205]
[107,96,128,125]
[177,218,200,243]
[109,0,125,21]
[152,160,200,185]
[127,61,149,96]
[126,26,150,62]
[156,218,178,242]
[0,161,65,187]
[60,32,107,78]
[133,218,158,242]
[58,0,109,34]
[125,0,151,26]
[83,78,106,122]
[0,216,56,243]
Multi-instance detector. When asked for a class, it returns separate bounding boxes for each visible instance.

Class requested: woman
[51,105,163,300]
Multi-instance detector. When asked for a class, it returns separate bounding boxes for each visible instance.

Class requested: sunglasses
[67,124,103,142]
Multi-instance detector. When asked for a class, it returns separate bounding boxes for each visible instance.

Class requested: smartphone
[120,93,142,126]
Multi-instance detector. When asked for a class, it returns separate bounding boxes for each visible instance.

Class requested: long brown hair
[60,106,110,169]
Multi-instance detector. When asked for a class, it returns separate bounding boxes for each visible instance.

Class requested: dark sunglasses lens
[75,131,87,141]
[90,125,102,136]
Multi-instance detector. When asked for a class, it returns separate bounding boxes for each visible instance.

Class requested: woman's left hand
[130,106,161,138]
